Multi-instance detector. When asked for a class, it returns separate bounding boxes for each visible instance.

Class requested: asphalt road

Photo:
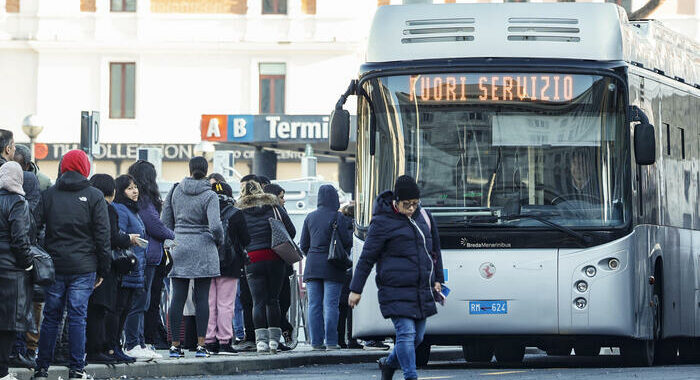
[148,353,700,380]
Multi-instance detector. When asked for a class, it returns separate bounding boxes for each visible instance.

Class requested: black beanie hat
[394,175,420,201]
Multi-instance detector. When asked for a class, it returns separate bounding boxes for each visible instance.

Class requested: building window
[110,63,136,119]
[111,0,136,12]
[259,63,286,114]
[81,0,96,12]
[6,0,19,13]
[262,0,287,14]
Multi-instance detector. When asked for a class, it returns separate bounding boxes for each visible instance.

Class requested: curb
[9,348,463,379]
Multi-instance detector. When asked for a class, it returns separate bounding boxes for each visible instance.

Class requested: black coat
[220,199,251,278]
[349,191,440,320]
[90,203,132,311]
[0,189,33,331]
[300,185,353,284]
[237,193,296,253]
[38,171,111,278]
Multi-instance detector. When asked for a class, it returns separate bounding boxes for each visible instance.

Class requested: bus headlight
[608,258,620,270]
[584,266,596,277]
[574,298,587,309]
[575,281,588,293]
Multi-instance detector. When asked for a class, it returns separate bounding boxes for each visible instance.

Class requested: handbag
[269,206,303,265]
[327,213,352,270]
[30,245,54,286]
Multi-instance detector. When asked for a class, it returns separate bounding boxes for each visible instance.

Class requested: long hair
[128,160,163,212]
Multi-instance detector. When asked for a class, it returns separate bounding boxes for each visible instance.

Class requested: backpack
[218,202,240,268]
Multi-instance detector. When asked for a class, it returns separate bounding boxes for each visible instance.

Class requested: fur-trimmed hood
[237,193,279,211]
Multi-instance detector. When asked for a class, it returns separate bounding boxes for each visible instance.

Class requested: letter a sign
[200,115,229,142]
[207,118,221,138]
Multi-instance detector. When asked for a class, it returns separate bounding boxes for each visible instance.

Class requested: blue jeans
[233,286,244,340]
[37,272,96,371]
[124,265,156,350]
[306,280,343,347]
[386,318,427,380]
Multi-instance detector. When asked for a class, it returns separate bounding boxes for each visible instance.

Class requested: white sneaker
[0,373,18,380]
[142,345,163,359]
[256,341,270,353]
[124,346,153,361]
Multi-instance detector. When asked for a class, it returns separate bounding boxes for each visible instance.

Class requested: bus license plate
[469,300,508,315]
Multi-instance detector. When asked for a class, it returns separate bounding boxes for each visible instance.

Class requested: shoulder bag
[30,245,54,286]
[327,213,352,270]
[269,206,303,265]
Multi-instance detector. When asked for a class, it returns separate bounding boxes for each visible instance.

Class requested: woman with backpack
[162,157,223,358]
[204,182,250,355]
[237,180,295,354]
[300,185,353,351]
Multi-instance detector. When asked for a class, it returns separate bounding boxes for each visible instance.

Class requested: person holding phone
[348,175,443,380]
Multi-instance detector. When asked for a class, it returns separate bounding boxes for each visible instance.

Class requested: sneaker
[348,340,363,350]
[32,368,48,380]
[112,346,136,364]
[233,340,256,352]
[86,352,117,364]
[364,340,391,351]
[377,357,396,380]
[68,369,94,379]
[195,346,211,358]
[218,343,237,356]
[205,342,220,355]
[0,373,18,380]
[124,346,153,361]
[169,346,184,358]
[141,345,163,360]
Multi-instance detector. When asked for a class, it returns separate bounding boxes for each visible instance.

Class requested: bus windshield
[356,72,630,230]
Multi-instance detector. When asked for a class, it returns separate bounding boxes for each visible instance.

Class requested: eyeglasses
[399,200,420,209]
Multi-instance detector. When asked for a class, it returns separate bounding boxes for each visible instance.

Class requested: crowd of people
[0,126,444,380]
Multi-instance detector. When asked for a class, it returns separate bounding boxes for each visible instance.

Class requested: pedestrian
[257,175,271,187]
[34,150,111,380]
[162,156,223,358]
[300,185,352,351]
[237,180,295,354]
[208,173,226,185]
[348,175,443,380]
[86,174,138,364]
[263,183,293,350]
[337,202,362,350]
[0,162,33,380]
[128,161,174,351]
[205,182,250,355]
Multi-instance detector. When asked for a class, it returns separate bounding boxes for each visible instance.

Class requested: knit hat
[61,150,91,178]
[212,181,233,198]
[0,161,25,196]
[394,175,420,201]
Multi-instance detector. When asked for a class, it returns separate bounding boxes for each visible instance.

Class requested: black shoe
[278,343,292,352]
[9,351,36,369]
[218,343,237,355]
[169,346,184,358]
[348,340,363,350]
[205,342,219,354]
[32,368,49,380]
[68,369,93,379]
[112,346,136,364]
[365,340,391,351]
[86,352,117,364]
[339,341,348,349]
[195,346,211,358]
[377,357,396,380]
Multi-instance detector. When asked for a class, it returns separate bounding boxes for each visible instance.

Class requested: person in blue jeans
[35,150,111,380]
[300,185,353,350]
[348,176,444,380]
[233,287,245,342]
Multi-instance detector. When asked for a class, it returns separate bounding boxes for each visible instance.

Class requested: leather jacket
[0,189,32,271]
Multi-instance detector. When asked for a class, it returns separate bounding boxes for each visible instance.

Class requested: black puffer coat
[0,189,33,331]
[237,193,296,252]
[349,191,440,320]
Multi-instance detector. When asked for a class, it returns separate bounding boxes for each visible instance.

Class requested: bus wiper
[469,213,590,246]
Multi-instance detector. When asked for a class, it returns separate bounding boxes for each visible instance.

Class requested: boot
[255,329,269,353]
[268,327,282,354]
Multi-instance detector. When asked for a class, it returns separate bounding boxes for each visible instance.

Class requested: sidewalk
[8,345,463,380]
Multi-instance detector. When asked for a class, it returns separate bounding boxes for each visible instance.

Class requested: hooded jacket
[237,192,296,255]
[349,190,438,320]
[218,197,250,277]
[39,170,111,278]
[113,201,147,289]
[300,185,353,284]
[162,177,223,279]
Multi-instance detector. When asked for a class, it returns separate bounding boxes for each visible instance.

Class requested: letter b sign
[233,118,247,138]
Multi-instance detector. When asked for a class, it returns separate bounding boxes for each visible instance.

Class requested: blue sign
[469,300,508,315]
[228,115,254,142]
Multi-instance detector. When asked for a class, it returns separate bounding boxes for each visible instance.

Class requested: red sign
[200,115,228,142]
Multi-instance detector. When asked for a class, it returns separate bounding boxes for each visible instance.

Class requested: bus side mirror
[329,80,357,152]
[629,106,656,165]
[330,108,350,151]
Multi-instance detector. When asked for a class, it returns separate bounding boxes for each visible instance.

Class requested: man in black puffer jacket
[34,150,110,380]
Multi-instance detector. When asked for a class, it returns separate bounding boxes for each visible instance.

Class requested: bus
[329,2,700,367]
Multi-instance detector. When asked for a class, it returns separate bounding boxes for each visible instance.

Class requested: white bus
[329,3,700,366]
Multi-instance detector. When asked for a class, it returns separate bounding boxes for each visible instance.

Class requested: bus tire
[574,343,600,356]
[495,343,525,363]
[415,341,431,367]
[462,342,494,362]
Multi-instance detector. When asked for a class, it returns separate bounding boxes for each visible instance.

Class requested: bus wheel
[462,341,494,362]
[415,341,431,368]
[495,343,525,363]
[574,343,600,356]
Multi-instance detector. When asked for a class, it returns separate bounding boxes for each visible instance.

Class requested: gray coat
[162,177,223,279]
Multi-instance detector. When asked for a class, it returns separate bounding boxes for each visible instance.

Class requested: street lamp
[194,141,215,161]
[22,114,44,161]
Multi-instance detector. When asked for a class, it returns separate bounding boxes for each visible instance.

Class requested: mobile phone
[441,284,450,297]
[136,237,149,248]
